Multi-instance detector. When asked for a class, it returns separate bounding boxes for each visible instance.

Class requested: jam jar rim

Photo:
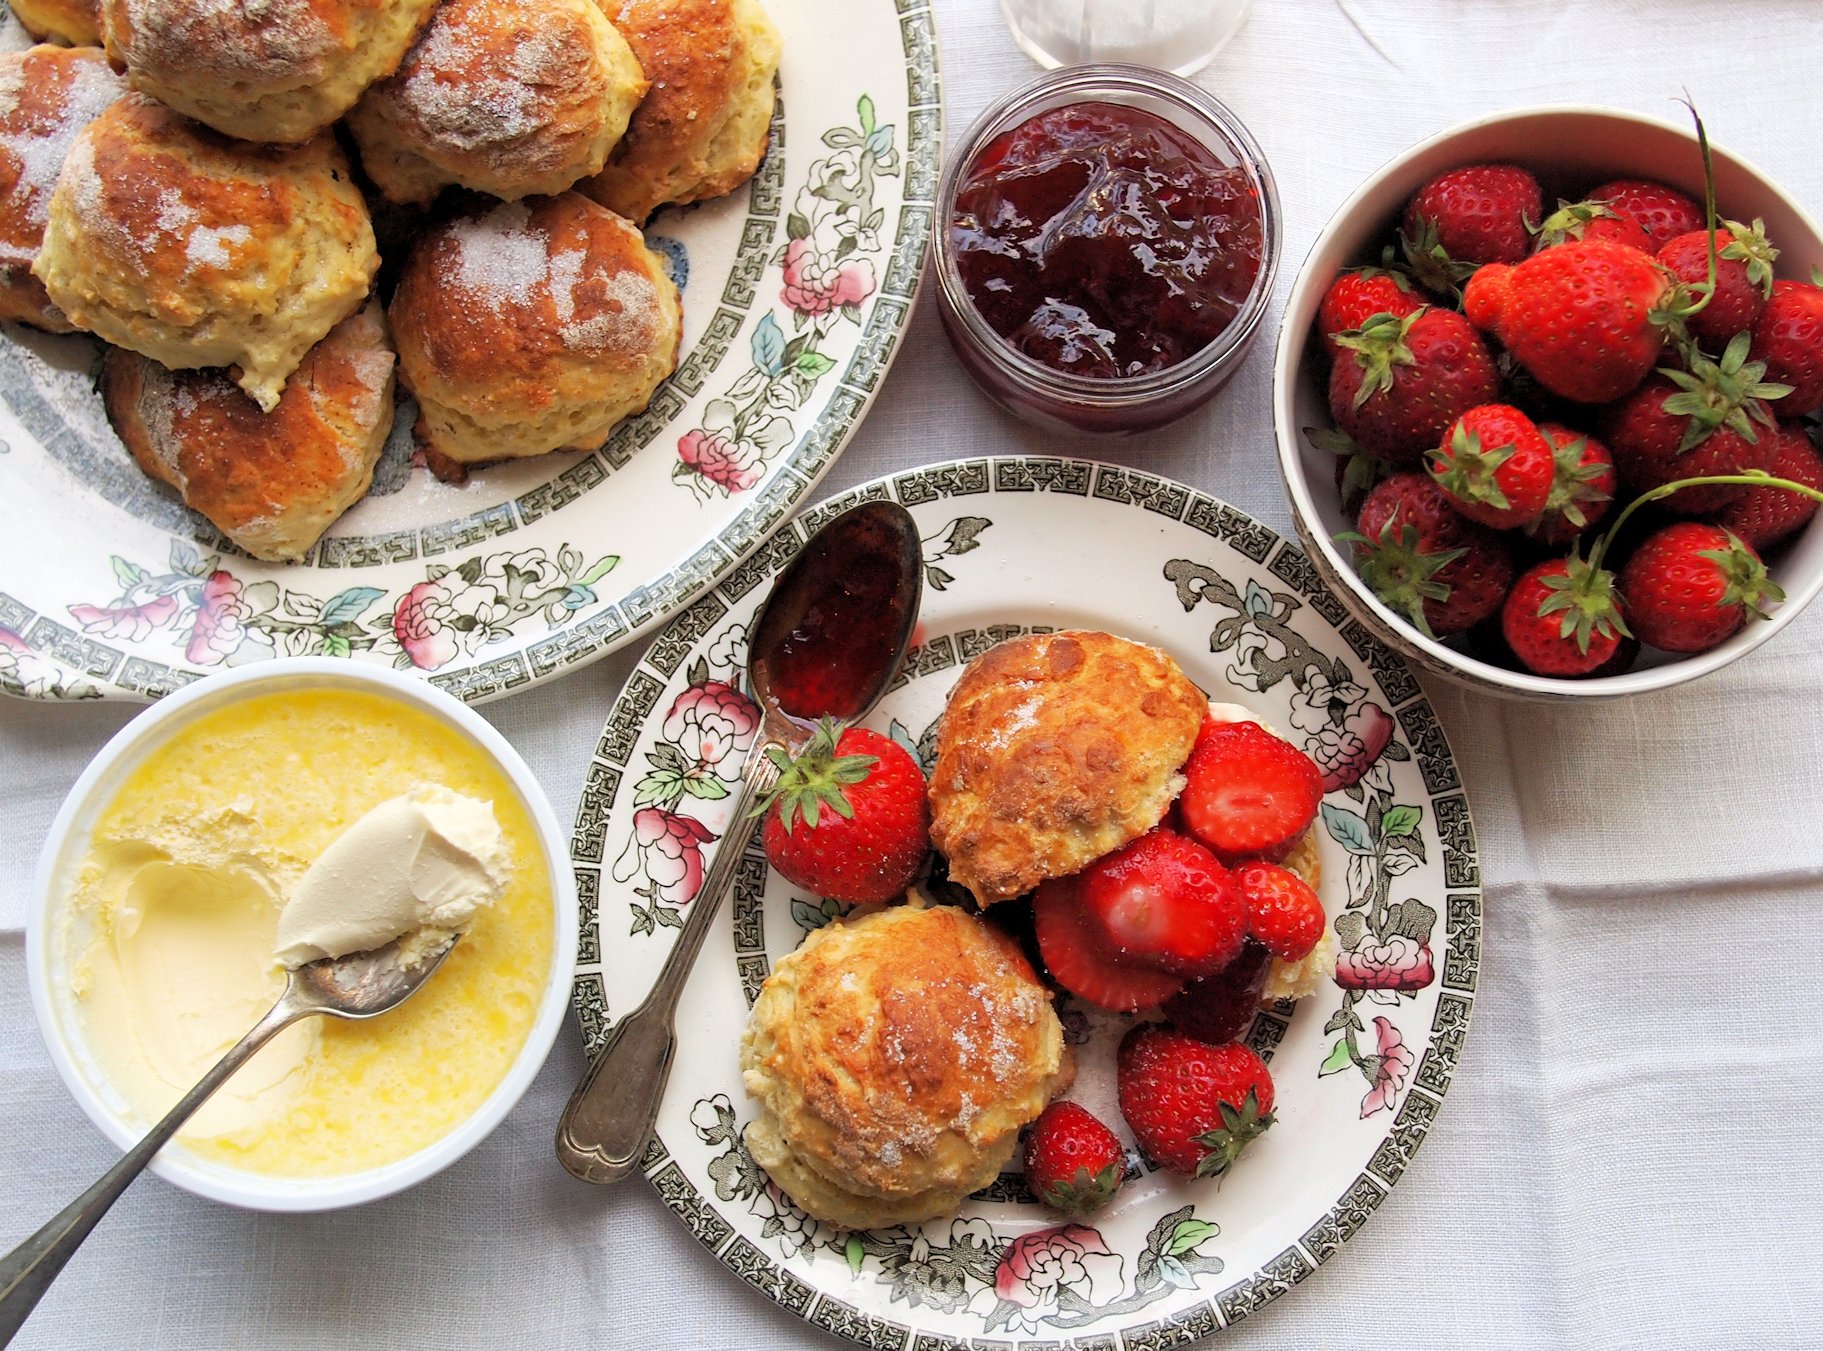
[933,63,1283,405]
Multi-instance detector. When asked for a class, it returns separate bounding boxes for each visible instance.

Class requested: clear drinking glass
[999,0,1251,76]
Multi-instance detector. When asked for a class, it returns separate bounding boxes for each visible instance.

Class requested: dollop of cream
[272,785,510,967]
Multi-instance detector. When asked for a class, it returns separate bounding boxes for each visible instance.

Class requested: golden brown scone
[389,192,680,463]
[101,301,395,562]
[0,45,122,332]
[99,0,440,144]
[347,0,646,206]
[9,0,100,46]
[741,901,1072,1230]
[930,631,1208,906]
[33,93,378,412]
[579,0,779,222]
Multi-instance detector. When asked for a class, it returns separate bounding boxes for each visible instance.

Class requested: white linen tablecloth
[5,2,1823,1346]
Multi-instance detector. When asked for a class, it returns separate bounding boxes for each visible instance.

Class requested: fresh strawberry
[1316,266,1422,358]
[1532,199,1653,254]
[1231,861,1325,961]
[1329,309,1499,464]
[1179,720,1322,867]
[1033,875,1184,1012]
[1401,163,1541,294]
[1022,1102,1125,1219]
[1116,1027,1274,1178]
[758,722,929,903]
[1586,178,1705,249]
[1618,522,1784,653]
[1163,940,1271,1044]
[1602,332,1786,515]
[1500,555,1630,677]
[1714,422,1823,550]
[1749,279,1823,414]
[1426,403,1555,529]
[1345,471,1517,637]
[1080,827,1246,977]
[1529,423,1616,547]
[1657,222,1777,354]
[1463,240,1671,404]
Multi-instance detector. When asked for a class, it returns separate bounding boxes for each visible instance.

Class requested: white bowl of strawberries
[1273,105,1823,699]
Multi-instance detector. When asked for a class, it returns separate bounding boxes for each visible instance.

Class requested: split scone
[33,93,378,411]
[741,900,1073,1230]
[388,192,680,464]
[929,630,1209,906]
[101,301,396,562]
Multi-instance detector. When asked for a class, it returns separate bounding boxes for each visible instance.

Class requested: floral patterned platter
[0,0,939,703]
[571,456,1482,1348]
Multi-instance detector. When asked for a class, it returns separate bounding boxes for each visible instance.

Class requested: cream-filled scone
[929,630,1208,906]
[347,0,647,206]
[741,900,1072,1230]
[33,93,379,412]
[388,192,681,464]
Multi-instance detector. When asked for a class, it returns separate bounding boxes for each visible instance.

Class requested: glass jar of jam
[932,65,1280,435]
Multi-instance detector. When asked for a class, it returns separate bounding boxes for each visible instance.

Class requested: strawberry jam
[950,101,1266,380]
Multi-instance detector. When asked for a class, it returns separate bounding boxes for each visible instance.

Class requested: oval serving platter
[0,0,940,704]
[570,456,1481,1346]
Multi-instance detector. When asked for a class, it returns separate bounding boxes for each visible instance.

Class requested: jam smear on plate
[950,101,1265,379]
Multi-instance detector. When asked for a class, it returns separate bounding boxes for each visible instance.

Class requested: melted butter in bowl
[58,686,555,1182]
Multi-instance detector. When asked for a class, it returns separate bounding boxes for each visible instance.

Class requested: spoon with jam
[555,500,924,1185]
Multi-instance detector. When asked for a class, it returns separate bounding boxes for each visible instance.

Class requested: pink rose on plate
[612,806,718,906]
[185,571,251,666]
[1361,1015,1413,1118]
[1335,933,1434,993]
[68,593,178,643]
[974,1224,1124,1334]
[780,237,876,317]
[678,429,762,493]
[1306,701,1396,793]
[662,680,760,778]
[392,577,462,671]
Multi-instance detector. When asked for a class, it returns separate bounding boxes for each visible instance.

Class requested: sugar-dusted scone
[0,44,122,332]
[33,93,378,412]
[930,631,1208,906]
[579,0,780,223]
[100,301,396,562]
[389,192,680,464]
[9,0,100,47]
[99,0,441,144]
[741,900,1073,1230]
[347,0,647,206]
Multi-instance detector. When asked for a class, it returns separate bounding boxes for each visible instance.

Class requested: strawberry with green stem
[1426,403,1555,529]
[1529,423,1617,547]
[1531,198,1653,253]
[1116,1027,1275,1179]
[1400,163,1541,297]
[1341,471,1516,638]
[1023,1102,1126,1219]
[1659,220,1778,352]
[1328,308,1500,464]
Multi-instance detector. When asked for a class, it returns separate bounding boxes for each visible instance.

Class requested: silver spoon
[555,499,923,1185]
[0,931,460,1344]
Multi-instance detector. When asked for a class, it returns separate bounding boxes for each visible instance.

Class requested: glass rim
[932,62,1282,405]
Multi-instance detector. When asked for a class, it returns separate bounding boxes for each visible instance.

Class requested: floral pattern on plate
[570,457,1482,1347]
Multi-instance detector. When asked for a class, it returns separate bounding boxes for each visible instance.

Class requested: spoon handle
[0,992,308,1345]
[556,745,782,1185]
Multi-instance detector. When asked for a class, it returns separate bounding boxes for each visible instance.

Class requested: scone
[388,192,681,464]
[100,0,441,144]
[741,901,1072,1230]
[33,93,379,412]
[930,631,1209,906]
[100,301,396,562]
[0,44,123,333]
[580,0,780,222]
[9,0,101,47]
[347,0,647,206]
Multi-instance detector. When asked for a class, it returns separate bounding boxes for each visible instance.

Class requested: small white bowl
[26,658,579,1211]
[1273,105,1823,700]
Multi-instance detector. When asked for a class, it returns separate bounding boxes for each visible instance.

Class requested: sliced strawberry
[1231,861,1325,961]
[1162,939,1271,1044]
[1033,876,1185,1012]
[1079,828,1245,977]
[1180,721,1323,866]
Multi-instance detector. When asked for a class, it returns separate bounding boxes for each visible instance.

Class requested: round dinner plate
[571,456,1481,1347]
[0,0,940,704]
